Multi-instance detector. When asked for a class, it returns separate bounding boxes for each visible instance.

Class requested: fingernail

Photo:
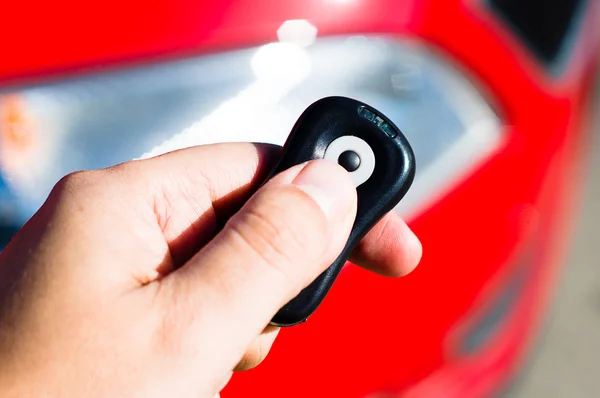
[292,160,355,220]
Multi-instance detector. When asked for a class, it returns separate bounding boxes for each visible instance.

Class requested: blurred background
[0,0,599,397]
[513,81,600,398]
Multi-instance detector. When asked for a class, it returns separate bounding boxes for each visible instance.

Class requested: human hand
[0,143,421,397]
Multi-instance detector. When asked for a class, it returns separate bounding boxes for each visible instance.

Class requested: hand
[0,143,421,397]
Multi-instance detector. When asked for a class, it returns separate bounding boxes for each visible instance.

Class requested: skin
[0,143,422,397]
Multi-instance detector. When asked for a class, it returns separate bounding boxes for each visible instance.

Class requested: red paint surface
[1,0,598,396]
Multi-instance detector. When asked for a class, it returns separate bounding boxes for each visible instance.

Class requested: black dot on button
[338,150,361,172]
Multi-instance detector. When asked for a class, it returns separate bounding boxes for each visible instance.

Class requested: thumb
[159,159,356,368]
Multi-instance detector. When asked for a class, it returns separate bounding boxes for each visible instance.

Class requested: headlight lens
[0,34,502,226]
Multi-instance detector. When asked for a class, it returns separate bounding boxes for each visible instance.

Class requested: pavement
[514,88,600,397]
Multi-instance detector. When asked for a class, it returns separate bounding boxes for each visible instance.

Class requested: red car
[1,0,599,397]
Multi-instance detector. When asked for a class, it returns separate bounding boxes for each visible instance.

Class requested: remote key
[266,96,416,326]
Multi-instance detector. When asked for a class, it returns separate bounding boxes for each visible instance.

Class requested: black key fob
[268,96,416,327]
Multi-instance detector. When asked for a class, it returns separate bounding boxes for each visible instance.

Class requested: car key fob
[268,96,416,327]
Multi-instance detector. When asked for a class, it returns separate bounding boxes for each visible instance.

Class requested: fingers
[125,142,421,277]
[233,326,280,372]
[158,160,357,372]
[349,212,422,277]
[225,215,423,373]
[136,142,280,265]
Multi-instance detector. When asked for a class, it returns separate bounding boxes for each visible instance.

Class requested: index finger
[349,211,422,277]
[136,142,421,275]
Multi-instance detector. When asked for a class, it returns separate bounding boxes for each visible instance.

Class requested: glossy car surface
[1,0,599,397]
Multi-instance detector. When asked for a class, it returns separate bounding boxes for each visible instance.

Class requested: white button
[324,136,375,187]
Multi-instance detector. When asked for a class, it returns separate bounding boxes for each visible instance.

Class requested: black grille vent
[489,0,586,67]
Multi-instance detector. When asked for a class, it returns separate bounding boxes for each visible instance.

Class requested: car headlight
[0,30,502,226]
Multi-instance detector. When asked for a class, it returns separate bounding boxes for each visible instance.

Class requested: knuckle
[52,160,139,200]
[104,159,146,188]
[52,170,96,197]
[49,163,140,212]
[46,171,106,212]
